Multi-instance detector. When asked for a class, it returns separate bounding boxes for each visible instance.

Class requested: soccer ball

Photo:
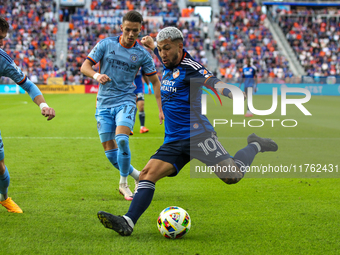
[157,206,191,239]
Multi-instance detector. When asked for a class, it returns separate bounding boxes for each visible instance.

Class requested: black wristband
[222,88,231,98]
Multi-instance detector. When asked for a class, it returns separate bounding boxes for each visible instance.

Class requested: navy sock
[0,166,10,195]
[125,180,155,224]
[233,144,258,175]
[139,111,145,127]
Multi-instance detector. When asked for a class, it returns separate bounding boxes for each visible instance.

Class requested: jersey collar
[119,35,137,49]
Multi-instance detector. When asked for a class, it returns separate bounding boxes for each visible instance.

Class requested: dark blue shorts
[150,132,231,176]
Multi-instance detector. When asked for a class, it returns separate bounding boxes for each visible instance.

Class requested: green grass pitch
[0,93,339,254]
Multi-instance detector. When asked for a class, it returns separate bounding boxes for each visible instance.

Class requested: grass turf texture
[0,93,339,255]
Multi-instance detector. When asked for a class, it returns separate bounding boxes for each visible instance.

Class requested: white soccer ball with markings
[157,206,191,239]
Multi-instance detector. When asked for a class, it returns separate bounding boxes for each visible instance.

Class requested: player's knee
[139,167,155,182]
[215,159,244,185]
[0,160,5,175]
[115,134,129,150]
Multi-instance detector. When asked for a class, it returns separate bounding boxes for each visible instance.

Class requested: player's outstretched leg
[97,211,133,236]
[247,133,278,152]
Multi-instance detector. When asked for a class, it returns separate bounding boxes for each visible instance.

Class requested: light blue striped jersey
[87,36,157,108]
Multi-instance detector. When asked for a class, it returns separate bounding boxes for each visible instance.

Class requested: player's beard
[164,52,179,69]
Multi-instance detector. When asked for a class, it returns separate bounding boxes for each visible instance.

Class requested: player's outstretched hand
[159,111,165,125]
[41,107,55,121]
[141,36,155,51]
[96,74,111,85]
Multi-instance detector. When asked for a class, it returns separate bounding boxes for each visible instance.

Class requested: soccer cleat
[247,133,278,153]
[0,197,23,213]
[134,179,139,194]
[119,183,134,201]
[245,111,253,117]
[97,211,133,236]
[140,127,149,134]
[129,131,134,136]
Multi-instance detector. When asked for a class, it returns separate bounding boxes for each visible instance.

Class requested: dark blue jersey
[134,67,144,94]
[242,65,257,87]
[154,48,220,144]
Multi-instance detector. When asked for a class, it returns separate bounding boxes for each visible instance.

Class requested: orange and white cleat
[140,127,149,134]
[0,197,23,213]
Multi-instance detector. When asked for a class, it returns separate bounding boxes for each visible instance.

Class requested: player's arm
[5,63,55,120]
[80,59,111,85]
[141,36,156,51]
[142,73,152,94]
[141,36,163,64]
[80,41,111,84]
[239,71,245,88]
[216,82,246,100]
[253,69,258,92]
[148,74,164,124]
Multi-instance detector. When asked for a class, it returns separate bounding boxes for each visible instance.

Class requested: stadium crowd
[65,1,205,84]
[215,0,293,83]
[276,8,340,77]
[0,0,58,84]
[4,0,338,85]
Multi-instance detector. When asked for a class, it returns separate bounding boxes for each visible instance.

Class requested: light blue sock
[115,134,131,178]
[105,149,134,174]
[0,166,10,195]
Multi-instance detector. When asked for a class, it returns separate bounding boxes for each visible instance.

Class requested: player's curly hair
[156,27,184,43]
[123,11,143,24]
[0,16,9,32]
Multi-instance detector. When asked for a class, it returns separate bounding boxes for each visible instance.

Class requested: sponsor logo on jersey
[107,57,137,72]
[109,50,115,55]
[173,68,180,79]
[130,54,138,62]
[193,123,199,129]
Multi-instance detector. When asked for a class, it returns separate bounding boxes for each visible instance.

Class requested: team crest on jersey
[130,54,138,62]
[193,123,199,129]
[173,68,180,79]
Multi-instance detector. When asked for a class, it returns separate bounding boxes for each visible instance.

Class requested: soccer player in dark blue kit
[134,67,151,134]
[97,27,278,235]
[239,58,257,117]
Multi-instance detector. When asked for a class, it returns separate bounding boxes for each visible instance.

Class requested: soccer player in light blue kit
[81,11,163,201]
[96,27,278,235]
[239,58,257,117]
[0,17,56,213]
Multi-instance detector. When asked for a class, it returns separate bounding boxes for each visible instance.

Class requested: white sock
[130,168,140,181]
[123,215,134,228]
[140,126,144,129]
[0,194,5,201]
[120,176,128,184]
[251,142,261,153]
